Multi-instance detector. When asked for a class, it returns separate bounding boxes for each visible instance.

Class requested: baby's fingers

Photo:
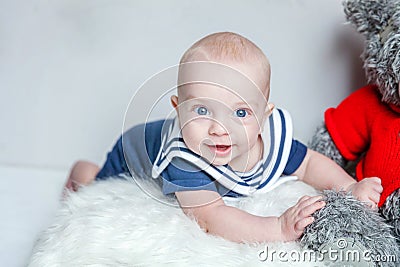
[365,177,381,185]
[297,195,324,210]
[357,188,380,209]
[294,216,315,234]
[297,195,311,203]
[371,191,381,203]
[373,183,383,194]
[300,199,326,217]
[65,179,73,191]
[293,200,325,236]
[365,199,378,210]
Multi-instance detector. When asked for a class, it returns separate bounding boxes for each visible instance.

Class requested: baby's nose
[208,120,229,136]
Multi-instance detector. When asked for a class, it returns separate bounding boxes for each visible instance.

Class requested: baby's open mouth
[214,145,230,151]
[206,144,232,156]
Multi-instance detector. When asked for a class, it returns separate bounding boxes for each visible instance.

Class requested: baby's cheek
[181,127,202,150]
[245,124,261,138]
[182,137,198,155]
[247,128,262,148]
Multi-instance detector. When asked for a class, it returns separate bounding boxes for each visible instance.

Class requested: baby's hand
[64,176,82,192]
[346,177,383,208]
[278,195,325,241]
[64,161,99,194]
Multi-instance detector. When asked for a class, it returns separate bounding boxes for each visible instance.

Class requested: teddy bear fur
[301,190,398,266]
[305,0,400,265]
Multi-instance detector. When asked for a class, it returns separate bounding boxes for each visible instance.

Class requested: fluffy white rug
[29,177,326,266]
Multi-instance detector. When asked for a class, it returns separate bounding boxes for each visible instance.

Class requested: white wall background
[1,0,366,172]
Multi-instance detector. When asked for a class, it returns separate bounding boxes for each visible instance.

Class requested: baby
[65,32,382,243]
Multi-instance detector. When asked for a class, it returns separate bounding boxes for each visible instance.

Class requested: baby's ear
[260,103,275,133]
[265,103,275,116]
[170,95,179,109]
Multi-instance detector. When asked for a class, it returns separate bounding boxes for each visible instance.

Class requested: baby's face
[172,61,271,170]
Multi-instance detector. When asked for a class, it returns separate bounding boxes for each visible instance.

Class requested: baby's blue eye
[235,109,248,118]
[195,106,209,115]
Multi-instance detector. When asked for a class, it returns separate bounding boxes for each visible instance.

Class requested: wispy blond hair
[179,32,270,93]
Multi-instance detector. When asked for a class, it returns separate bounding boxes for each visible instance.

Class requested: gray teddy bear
[301,0,400,266]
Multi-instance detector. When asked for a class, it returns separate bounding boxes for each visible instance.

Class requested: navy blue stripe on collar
[258,109,286,189]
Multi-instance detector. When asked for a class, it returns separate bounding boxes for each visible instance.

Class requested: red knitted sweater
[325,85,400,206]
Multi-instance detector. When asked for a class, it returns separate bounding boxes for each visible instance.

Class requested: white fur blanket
[29,178,326,266]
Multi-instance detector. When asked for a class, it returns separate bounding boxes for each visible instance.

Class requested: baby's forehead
[177,87,269,110]
[177,61,269,98]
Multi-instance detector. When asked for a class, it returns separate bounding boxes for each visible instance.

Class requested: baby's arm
[294,149,382,206]
[175,190,324,243]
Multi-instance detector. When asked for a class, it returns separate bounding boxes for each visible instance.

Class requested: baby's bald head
[178,32,271,99]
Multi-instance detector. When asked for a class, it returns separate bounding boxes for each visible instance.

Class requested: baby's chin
[208,158,231,166]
